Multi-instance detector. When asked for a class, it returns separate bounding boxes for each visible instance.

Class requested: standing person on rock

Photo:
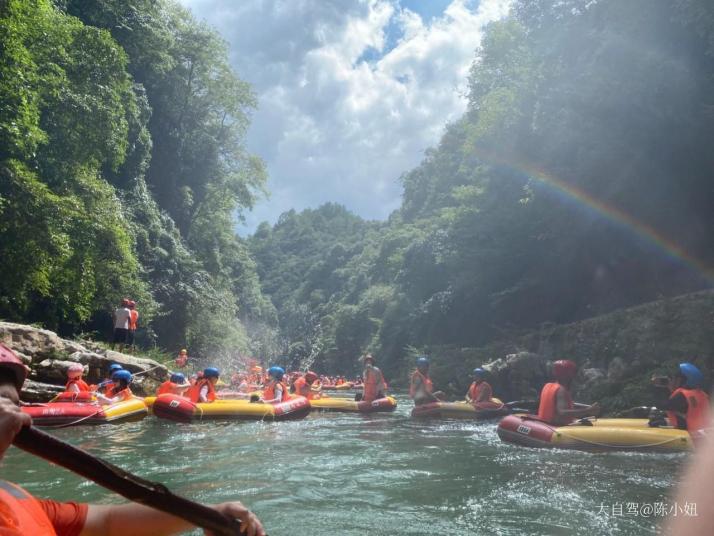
[175,349,189,369]
[127,300,139,354]
[360,354,386,403]
[0,343,266,536]
[111,299,131,352]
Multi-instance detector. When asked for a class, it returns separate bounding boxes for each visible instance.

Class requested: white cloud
[177,0,512,232]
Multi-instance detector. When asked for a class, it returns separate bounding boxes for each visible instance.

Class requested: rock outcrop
[0,322,168,399]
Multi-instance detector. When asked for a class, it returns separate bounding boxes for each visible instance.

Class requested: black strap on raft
[13,426,252,536]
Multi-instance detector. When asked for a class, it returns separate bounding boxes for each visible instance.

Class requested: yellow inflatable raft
[309,396,397,413]
[498,415,694,452]
[152,394,311,422]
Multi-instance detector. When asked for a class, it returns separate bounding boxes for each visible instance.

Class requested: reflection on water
[4,395,685,535]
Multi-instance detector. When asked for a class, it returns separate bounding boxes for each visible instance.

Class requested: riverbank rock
[20,380,64,403]
[0,321,168,399]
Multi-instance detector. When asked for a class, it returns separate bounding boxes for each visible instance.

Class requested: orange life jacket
[129,310,139,330]
[64,379,90,393]
[667,387,711,433]
[263,380,289,402]
[468,380,492,402]
[157,381,176,396]
[188,379,216,403]
[363,366,384,402]
[0,480,58,535]
[293,377,310,398]
[113,387,133,402]
[409,370,433,398]
[537,382,573,425]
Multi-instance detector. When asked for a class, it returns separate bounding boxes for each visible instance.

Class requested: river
[5,394,686,535]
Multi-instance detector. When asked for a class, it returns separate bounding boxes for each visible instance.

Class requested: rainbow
[473,149,714,284]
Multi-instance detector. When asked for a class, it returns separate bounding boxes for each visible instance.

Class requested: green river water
[4,394,687,535]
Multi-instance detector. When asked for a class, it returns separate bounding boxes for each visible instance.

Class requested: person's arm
[555,388,600,419]
[68,383,80,394]
[198,384,209,403]
[80,501,264,536]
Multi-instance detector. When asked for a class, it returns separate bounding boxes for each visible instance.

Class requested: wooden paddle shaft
[13,426,249,536]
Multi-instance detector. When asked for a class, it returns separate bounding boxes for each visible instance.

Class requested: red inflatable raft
[22,392,148,427]
[152,394,312,423]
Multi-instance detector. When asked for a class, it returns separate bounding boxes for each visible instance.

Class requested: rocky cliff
[0,322,169,400]
[422,290,714,412]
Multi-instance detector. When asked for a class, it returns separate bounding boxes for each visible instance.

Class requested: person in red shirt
[0,343,264,536]
[127,300,139,353]
[175,349,189,369]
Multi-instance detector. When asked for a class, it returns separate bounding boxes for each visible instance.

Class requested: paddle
[13,426,252,536]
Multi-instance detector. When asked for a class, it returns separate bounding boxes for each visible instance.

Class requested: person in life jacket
[537,360,600,426]
[0,343,266,536]
[93,363,123,396]
[64,364,90,394]
[261,367,289,403]
[465,368,494,405]
[187,368,219,403]
[292,371,319,400]
[409,357,445,406]
[175,349,189,369]
[97,370,134,405]
[359,354,387,403]
[157,373,191,397]
[652,362,711,434]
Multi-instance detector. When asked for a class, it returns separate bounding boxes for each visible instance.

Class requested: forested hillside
[249,0,714,377]
[0,0,275,358]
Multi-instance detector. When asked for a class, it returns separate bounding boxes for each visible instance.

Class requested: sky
[176,0,512,233]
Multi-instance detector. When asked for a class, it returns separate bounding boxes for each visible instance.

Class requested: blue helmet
[416,357,429,369]
[109,363,123,373]
[268,366,285,380]
[679,363,704,389]
[111,370,132,383]
[170,372,186,384]
[203,367,220,378]
[473,368,487,378]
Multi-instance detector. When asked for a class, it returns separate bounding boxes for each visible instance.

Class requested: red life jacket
[129,310,139,330]
[157,381,176,396]
[537,382,573,425]
[263,380,289,402]
[0,480,59,535]
[468,381,492,402]
[64,379,90,393]
[409,370,433,398]
[188,379,216,403]
[667,387,711,433]
[293,377,310,397]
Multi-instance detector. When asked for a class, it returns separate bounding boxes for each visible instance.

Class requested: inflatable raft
[322,383,357,391]
[497,415,693,452]
[309,396,397,413]
[151,393,311,422]
[22,392,148,427]
[411,399,508,420]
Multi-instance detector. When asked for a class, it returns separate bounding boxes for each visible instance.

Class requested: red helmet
[305,371,318,384]
[0,343,29,390]
[552,360,577,382]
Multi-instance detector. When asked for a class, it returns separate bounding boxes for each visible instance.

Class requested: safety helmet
[67,363,84,377]
[0,343,29,390]
[268,366,285,380]
[109,363,123,373]
[552,360,577,382]
[416,357,429,369]
[111,370,133,383]
[203,367,220,378]
[679,363,704,389]
[305,371,318,384]
[472,368,486,378]
[170,372,186,384]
